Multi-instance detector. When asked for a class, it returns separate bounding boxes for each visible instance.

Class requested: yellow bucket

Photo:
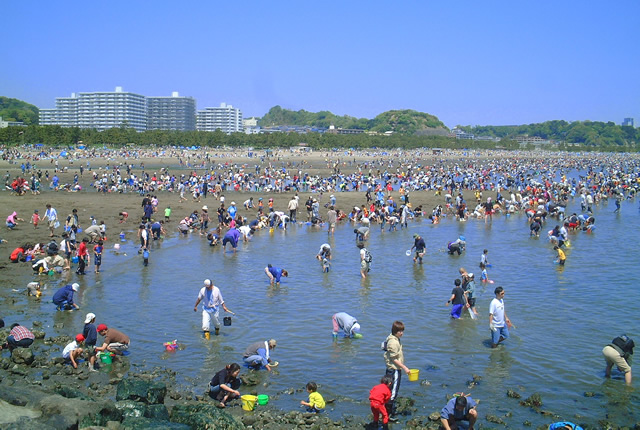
[408,369,420,382]
[241,395,257,411]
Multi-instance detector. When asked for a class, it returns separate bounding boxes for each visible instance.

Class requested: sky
[1,1,639,128]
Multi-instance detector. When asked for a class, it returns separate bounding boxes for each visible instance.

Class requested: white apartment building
[196,103,243,134]
[147,92,196,131]
[39,87,147,132]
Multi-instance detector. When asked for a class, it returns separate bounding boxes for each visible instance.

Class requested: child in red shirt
[31,210,40,229]
[370,375,393,428]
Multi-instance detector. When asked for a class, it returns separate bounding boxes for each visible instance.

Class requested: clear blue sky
[1,1,638,128]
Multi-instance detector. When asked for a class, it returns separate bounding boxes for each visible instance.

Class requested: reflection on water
[4,198,640,426]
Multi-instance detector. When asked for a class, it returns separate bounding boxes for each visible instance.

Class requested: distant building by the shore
[0,116,25,128]
[196,103,243,134]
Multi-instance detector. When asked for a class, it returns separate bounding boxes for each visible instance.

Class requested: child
[26,281,42,298]
[31,210,40,229]
[63,334,85,369]
[99,220,106,240]
[119,211,128,223]
[322,258,331,273]
[90,215,97,226]
[481,249,490,267]
[143,248,149,266]
[93,240,103,273]
[554,245,566,266]
[300,381,325,413]
[164,206,171,222]
[480,262,491,283]
[370,375,393,429]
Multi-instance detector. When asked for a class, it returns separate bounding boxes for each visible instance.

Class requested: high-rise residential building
[147,92,196,131]
[196,103,243,134]
[39,87,147,132]
[622,118,634,127]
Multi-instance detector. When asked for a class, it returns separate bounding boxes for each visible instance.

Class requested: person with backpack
[603,334,634,385]
[358,243,371,279]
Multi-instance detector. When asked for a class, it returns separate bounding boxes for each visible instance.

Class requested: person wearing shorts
[603,335,634,385]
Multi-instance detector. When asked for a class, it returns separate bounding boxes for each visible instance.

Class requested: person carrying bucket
[193,279,234,338]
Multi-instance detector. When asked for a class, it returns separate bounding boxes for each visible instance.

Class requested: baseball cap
[71,283,80,291]
[97,324,108,332]
[75,334,85,342]
[84,313,96,324]
[204,279,212,286]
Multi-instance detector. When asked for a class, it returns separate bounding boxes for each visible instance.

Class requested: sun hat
[71,283,80,291]
[84,313,96,324]
[204,279,212,286]
[231,202,235,205]
[202,206,208,211]
[75,334,85,342]
[413,233,419,238]
[97,324,108,332]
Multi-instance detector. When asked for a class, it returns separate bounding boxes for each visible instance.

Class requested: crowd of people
[2,146,639,428]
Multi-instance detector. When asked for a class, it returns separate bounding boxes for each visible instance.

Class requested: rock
[122,417,191,429]
[31,330,46,339]
[170,403,245,429]
[428,411,441,421]
[146,404,169,421]
[507,389,521,399]
[420,379,431,387]
[520,393,543,408]
[583,391,596,397]
[11,348,34,366]
[53,323,64,329]
[116,378,167,404]
[32,321,43,327]
[240,372,261,386]
[523,420,532,426]
[54,385,90,400]
[394,397,416,416]
[486,414,506,424]
[115,400,147,418]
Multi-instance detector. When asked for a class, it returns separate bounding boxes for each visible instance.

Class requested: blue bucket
[72,256,79,263]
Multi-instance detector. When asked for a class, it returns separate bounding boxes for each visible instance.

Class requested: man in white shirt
[193,279,234,338]
[44,204,58,237]
[489,286,513,348]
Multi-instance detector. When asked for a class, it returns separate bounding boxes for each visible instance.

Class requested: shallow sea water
[4,196,640,427]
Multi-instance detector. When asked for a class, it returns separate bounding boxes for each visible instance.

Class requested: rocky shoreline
[1,325,634,430]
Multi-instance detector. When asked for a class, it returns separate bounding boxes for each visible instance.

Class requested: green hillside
[370,110,446,135]
[0,96,39,125]
[259,106,446,135]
